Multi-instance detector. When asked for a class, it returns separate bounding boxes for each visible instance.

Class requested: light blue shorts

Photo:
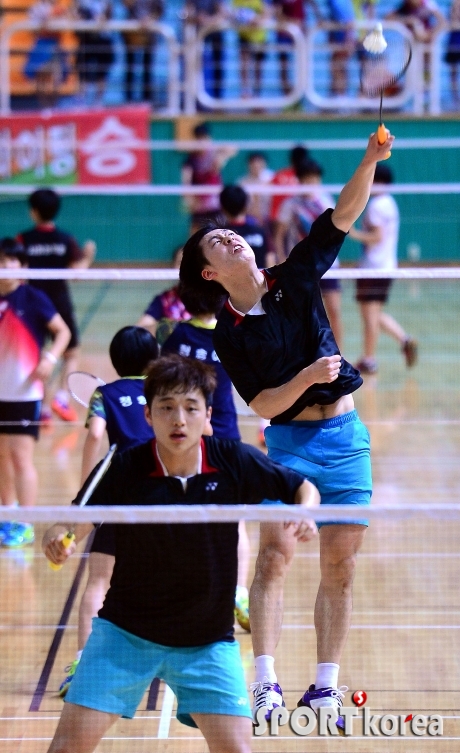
[265,410,372,527]
[66,618,251,728]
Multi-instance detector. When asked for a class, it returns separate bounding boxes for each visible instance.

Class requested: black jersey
[213,209,363,423]
[18,225,83,301]
[76,437,304,647]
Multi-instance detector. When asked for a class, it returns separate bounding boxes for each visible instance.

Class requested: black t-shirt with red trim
[213,209,363,423]
[74,436,304,647]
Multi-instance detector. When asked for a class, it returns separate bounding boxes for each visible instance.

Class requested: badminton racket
[49,443,117,571]
[360,24,412,158]
[67,370,106,408]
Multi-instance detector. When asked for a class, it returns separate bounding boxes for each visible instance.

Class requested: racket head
[67,371,106,408]
[360,32,412,97]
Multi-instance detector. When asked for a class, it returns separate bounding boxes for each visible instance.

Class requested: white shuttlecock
[363,23,388,55]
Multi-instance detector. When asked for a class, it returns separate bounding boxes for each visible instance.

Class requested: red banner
[0,105,151,185]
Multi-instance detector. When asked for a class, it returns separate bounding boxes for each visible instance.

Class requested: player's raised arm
[331,130,395,233]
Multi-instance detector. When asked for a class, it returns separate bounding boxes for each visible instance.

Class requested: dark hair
[28,188,61,221]
[220,185,248,217]
[248,151,266,162]
[179,225,228,310]
[109,326,159,378]
[193,122,210,138]
[0,237,27,265]
[177,281,226,317]
[290,145,309,168]
[374,165,393,184]
[294,158,323,181]
[144,353,217,409]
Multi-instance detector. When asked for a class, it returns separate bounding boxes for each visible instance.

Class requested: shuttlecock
[363,23,387,55]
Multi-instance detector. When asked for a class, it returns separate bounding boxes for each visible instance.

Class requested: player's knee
[321,552,357,588]
[255,543,292,581]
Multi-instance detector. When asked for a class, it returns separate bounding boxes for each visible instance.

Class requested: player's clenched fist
[306,355,342,385]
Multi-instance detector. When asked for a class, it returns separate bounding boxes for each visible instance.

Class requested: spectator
[238,151,274,228]
[268,143,309,234]
[445,0,460,106]
[324,0,356,96]
[348,164,418,374]
[122,0,164,104]
[231,0,270,97]
[219,184,270,268]
[23,0,69,109]
[181,122,237,234]
[386,0,445,86]
[137,246,191,336]
[17,188,96,424]
[73,0,114,107]
[275,158,343,349]
[0,238,70,548]
[184,1,227,99]
[273,0,321,95]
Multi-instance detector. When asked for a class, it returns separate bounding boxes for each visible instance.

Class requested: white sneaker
[250,677,285,722]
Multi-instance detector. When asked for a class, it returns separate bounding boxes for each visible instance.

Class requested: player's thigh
[8,433,36,466]
[47,701,118,753]
[191,713,252,753]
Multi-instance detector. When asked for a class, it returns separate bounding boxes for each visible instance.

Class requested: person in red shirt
[269,144,309,228]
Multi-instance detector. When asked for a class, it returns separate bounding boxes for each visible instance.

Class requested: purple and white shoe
[298,684,348,735]
[250,678,285,723]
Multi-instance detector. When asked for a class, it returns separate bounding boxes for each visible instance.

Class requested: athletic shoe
[2,523,35,548]
[40,407,53,426]
[402,338,418,368]
[51,397,78,423]
[297,684,348,735]
[234,590,250,632]
[355,358,378,375]
[58,659,80,698]
[250,678,285,723]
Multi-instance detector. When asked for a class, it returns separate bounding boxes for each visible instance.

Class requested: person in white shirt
[348,164,418,375]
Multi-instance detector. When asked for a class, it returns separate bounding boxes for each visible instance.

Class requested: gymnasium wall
[0,117,459,263]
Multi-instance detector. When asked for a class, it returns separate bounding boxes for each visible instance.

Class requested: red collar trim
[262,269,276,290]
[36,224,56,232]
[149,438,219,476]
[224,270,275,325]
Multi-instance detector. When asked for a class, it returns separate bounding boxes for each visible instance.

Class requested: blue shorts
[265,410,371,527]
[66,618,251,728]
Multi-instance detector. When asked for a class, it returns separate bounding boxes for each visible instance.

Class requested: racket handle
[377,124,391,160]
[48,532,76,571]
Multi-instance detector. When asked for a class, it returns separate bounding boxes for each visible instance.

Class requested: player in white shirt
[348,165,418,374]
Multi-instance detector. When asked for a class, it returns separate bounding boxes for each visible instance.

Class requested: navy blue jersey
[161,320,240,441]
[213,209,363,423]
[76,436,304,646]
[86,377,154,450]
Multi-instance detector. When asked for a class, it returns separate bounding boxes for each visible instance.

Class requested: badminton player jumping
[179,131,394,732]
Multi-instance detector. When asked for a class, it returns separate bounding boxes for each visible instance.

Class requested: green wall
[1,118,459,263]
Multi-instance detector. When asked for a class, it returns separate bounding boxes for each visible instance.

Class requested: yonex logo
[206,482,218,491]
[275,290,283,301]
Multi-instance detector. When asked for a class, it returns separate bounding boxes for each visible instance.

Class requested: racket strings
[67,371,106,408]
[361,42,412,98]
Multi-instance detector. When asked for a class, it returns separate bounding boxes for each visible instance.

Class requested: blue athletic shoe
[251,678,285,723]
[2,523,35,548]
[297,684,348,735]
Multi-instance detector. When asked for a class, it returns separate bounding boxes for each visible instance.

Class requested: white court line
[283,625,460,629]
[1,736,459,742]
[157,683,175,739]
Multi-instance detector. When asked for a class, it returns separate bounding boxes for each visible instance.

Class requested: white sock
[254,655,277,684]
[76,650,83,661]
[55,389,68,404]
[315,662,339,690]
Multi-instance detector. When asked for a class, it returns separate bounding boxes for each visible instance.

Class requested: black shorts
[52,290,80,350]
[356,278,392,304]
[90,524,116,556]
[320,278,341,293]
[0,400,41,439]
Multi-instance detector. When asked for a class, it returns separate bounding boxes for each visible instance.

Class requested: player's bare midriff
[292,393,355,422]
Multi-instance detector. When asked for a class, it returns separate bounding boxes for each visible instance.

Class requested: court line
[157,684,175,739]
[1,736,459,742]
[283,625,460,629]
[146,676,160,711]
[29,538,92,712]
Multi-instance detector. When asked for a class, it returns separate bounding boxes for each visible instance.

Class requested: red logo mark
[405,714,413,723]
[352,690,367,707]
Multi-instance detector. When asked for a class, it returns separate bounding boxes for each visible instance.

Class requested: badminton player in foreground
[179,130,394,732]
[43,355,318,753]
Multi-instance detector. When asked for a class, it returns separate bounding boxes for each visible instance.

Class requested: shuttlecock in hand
[362,23,387,55]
